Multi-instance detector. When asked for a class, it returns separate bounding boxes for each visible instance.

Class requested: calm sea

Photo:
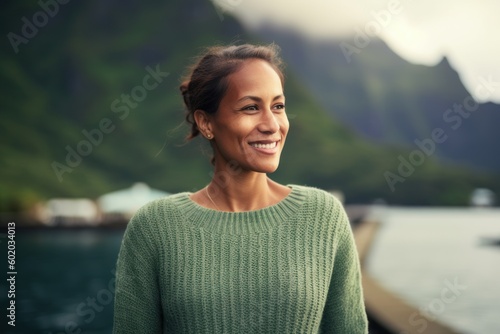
[2,208,499,334]
[1,229,124,334]
[366,207,500,334]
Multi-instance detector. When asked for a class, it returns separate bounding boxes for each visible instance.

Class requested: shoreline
[353,219,461,334]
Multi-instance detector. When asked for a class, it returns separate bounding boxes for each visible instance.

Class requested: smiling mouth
[249,141,278,149]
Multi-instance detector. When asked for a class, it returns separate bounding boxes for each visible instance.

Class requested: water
[2,209,499,334]
[0,229,124,334]
[366,207,500,334]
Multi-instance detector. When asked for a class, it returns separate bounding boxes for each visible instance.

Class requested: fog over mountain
[2,0,499,210]
[224,0,500,103]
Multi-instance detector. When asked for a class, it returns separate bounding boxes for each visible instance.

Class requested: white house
[97,182,170,221]
[43,198,99,226]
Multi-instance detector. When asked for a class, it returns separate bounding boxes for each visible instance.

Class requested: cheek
[280,117,290,135]
[218,121,252,146]
[228,119,255,138]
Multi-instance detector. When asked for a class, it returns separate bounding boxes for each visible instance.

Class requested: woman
[113,43,368,333]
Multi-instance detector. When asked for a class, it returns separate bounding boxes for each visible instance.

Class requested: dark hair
[180,43,285,140]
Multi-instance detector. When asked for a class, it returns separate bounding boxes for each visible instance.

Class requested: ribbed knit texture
[113,185,368,333]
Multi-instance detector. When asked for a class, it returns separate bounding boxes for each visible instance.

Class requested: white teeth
[251,142,277,149]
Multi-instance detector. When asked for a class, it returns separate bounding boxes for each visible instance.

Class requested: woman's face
[207,59,289,174]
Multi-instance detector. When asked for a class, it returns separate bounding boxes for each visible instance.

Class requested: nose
[257,108,280,134]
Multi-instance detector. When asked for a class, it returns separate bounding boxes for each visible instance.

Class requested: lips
[249,141,277,149]
[248,140,280,154]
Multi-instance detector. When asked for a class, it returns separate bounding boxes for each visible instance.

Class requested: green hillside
[253,26,500,171]
[1,0,498,211]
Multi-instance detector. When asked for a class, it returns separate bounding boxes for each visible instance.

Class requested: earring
[206,134,212,139]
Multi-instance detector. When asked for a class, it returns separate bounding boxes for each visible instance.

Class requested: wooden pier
[353,220,461,334]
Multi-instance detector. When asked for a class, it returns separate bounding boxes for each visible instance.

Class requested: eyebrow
[236,95,284,103]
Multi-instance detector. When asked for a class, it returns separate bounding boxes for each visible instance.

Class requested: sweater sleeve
[113,208,163,334]
[320,202,368,333]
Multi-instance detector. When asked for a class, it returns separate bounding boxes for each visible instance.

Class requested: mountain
[0,0,498,211]
[252,24,500,172]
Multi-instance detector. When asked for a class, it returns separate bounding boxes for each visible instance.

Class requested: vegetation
[1,0,498,211]
[255,26,500,172]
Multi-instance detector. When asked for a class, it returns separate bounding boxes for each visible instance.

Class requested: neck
[207,167,285,212]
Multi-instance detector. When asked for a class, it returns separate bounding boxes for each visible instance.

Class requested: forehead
[224,59,283,98]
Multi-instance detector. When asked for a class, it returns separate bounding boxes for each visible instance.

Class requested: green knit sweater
[113,185,368,333]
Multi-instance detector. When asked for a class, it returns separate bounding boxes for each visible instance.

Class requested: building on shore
[42,198,100,226]
[97,182,170,222]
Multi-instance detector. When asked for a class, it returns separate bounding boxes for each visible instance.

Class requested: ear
[193,109,213,138]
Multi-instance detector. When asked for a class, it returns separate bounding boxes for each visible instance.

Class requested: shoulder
[290,184,349,229]
[134,192,188,216]
[125,192,189,234]
[290,184,344,210]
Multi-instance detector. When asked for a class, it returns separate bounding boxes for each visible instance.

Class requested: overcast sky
[219,0,500,103]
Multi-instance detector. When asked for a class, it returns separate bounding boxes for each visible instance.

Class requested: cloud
[227,0,500,103]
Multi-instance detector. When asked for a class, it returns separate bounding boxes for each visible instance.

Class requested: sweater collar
[170,185,307,234]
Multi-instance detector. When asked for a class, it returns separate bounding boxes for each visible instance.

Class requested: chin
[252,162,280,174]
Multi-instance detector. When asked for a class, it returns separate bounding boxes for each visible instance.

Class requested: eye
[242,105,259,111]
[273,103,285,110]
